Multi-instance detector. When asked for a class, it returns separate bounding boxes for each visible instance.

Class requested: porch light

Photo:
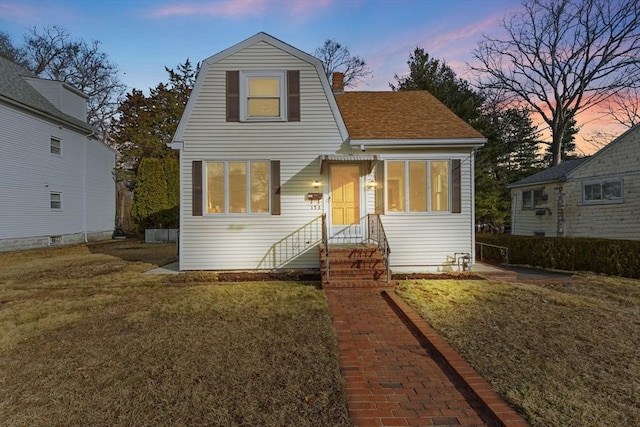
[366,179,377,189]
[313,180,321,189]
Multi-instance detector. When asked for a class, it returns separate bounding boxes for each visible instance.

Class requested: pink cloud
[150,0,332,19]
[0,1,42,22]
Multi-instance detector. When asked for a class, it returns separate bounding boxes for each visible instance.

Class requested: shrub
[476,234,640,279]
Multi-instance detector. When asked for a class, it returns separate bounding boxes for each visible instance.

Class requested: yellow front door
[330,164,361,239]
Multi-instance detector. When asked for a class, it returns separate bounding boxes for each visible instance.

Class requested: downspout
[511,192,517,234]
[470,151,476,266]
[82,131,95,243]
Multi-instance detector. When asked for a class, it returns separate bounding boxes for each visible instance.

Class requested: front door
[329,164,362,241]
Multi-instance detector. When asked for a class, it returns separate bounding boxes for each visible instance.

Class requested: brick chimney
[332,72,344,93]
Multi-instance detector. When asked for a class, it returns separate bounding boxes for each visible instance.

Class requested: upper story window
[50,137,61,155]
[50,192,62,210]
[583,178,623,204]
[386,160,450,213]
[522,189,544,209]
[226,70,300,122]
[241,71,286,121]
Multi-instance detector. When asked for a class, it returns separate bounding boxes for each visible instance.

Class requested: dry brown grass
[0,240,350,427]
[395,275,640,427]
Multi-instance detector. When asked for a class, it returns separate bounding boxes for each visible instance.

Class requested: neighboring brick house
[509,125,640,240]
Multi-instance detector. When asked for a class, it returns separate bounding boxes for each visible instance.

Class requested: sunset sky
[0,0,628,154]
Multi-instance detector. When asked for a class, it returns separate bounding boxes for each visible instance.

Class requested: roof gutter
[352,137,486,150]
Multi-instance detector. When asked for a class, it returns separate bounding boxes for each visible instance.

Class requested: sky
[0,0,627,154]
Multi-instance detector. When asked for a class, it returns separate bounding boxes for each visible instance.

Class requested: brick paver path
[325,288,492,427]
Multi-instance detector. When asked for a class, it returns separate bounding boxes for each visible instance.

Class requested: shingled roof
[334,91,483,140]
[508,157,590,188]
[0,56,93,133]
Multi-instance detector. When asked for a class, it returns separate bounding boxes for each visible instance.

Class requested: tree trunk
[550,122,566,167]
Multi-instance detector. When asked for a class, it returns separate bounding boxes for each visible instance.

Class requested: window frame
[582,178,623,205]
[239,71,287,121]
[385,159,452,214]
[50,192,62,210]
[50,137,62,156]
[204,160,271,215]
[522,189,543,210]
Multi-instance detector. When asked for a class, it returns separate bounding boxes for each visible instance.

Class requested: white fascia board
[353,138,486,149]
[168,141,184,150]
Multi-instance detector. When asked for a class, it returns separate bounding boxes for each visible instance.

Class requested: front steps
[319,243,390,288]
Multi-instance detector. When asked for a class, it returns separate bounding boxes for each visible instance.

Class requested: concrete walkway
[325,288,529,427]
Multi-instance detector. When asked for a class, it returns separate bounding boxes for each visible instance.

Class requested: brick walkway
[325,288,499,427]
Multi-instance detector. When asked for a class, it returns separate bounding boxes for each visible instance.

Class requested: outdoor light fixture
[366,179,377,189]
[313,180,321,188]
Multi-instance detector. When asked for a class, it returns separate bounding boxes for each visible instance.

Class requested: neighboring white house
[0,57,116,251]
[170,32,485,273]
[509,125,640,240]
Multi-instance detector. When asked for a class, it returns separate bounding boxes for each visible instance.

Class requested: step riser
[320,244,391,287]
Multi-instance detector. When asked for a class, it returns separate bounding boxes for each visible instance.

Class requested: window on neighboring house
[241,71,285,120]
[50,192,62,209]
[386,160,450,213]
[205,160,270,214]
[50,137,61,155]
[522,189,543,209]
[583,178,623,204]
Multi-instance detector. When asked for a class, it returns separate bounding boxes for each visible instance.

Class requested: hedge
[476,234,640,279]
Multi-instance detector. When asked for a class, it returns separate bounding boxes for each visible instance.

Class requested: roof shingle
[334,90,483,140]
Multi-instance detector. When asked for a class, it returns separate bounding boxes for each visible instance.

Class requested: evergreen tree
[112,59,197,172]
[131,158,168,230]
[391,49,542,228]
[163,156,180,209]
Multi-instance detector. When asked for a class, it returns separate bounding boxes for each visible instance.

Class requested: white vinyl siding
[176,38,479,271]
[381,154,474,272]
[562,126,640,240]
[0,103,115,249]
[178,41,345,270]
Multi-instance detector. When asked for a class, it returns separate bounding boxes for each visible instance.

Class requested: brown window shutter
[451,159,461,214]
[374,160,385,214]
[271,160,281,215]
[287,70,300,122]
[192,161,203,216]
[226,71,240,122]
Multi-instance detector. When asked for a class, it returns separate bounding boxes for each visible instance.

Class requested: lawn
[0,240,350,427]
[395,276,640,427]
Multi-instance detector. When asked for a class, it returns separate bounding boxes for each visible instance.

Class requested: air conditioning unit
[535,208,547,216]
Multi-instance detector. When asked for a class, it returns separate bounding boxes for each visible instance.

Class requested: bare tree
[603,87,640,128]
[3,26,127,140]
[314,39,371,87]
[472,0,640,166]
[0,31,28,66]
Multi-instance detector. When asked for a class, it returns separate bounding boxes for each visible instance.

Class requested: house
[170,33,485,280]
[0,56,116,251]
[509,125,640,240]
